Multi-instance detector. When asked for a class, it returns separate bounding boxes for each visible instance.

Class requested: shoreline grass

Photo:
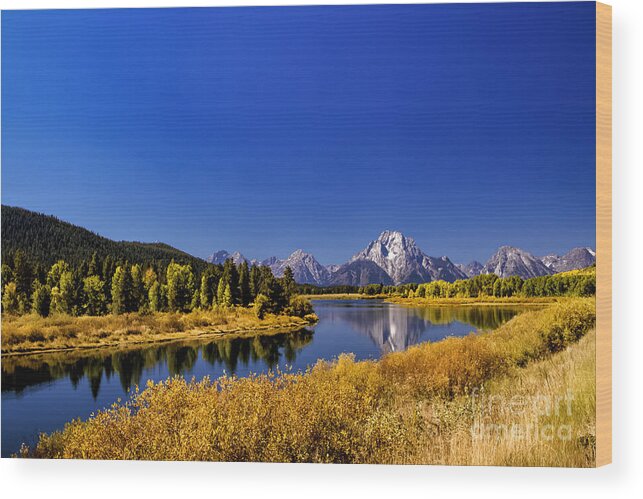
[1,308,318,356]
[302,293,385,300]
[21,298,596,465]
[304,293,563,305]
[386,295,562,306]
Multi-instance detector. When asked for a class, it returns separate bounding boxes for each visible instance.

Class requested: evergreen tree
[259,269,286,314]
[200,272,216,309]
[31,281,51,317]
[190,289,200,311]
[249,265,261,300]
[102,255,116,304]
[222,259,239,305]
[216,277,226,305]
[111,265,134,314]
[238,261,251,307]
[222,283,233,307]
[88,251,101,277]
[148,281,163,312]
[13,250,33,298]
[281,266,296,301]
[130,264,145,311]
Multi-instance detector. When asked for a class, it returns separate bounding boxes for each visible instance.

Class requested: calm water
[1,300,528,456]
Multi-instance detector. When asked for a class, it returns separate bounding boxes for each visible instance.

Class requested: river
[1,299,529,456]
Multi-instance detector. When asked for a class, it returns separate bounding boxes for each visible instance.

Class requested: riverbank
[304,293,563,305]
[386,295,562,306]
[22,298,596,465]
[1,308,318,356]
[302,293,384,300]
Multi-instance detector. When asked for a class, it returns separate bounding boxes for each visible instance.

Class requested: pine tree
[200,273,216,309]
[130,264,145,311]
[249,265,261,301]
[88,251,101,277]
[31,281,51,317]
[216,277,226,306]
[111,265,134,314]
[222,283,233,307]
[222,259,239,305]
[260,269,286,314]
[148,281,163,312]
[12,250,33,298]
[238,261,251,307]
[282,266,296,300]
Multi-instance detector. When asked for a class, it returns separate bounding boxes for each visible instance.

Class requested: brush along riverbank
[1,307,318,356]
[386,295,561,306]
[21,299,596,465]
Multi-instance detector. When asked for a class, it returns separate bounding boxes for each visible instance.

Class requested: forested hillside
[1,205,206,270]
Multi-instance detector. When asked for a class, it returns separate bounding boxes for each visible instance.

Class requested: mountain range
[208,231,596,286]
[2,206,593,287]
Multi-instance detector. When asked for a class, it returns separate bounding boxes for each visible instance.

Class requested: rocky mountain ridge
[207,232,595,285]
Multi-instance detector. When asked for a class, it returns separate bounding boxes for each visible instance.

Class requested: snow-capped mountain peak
[350,231,466,285]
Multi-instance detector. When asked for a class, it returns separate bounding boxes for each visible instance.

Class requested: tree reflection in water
[2,329,314,398]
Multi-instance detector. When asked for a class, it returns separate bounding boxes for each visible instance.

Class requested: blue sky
[1,3,596,265]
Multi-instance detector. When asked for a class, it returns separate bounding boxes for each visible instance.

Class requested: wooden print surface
[1,2,609,466]
[596,1,612,467]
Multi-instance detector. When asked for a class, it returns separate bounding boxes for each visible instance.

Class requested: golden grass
[21,299,596,465]
[1,307,318,355]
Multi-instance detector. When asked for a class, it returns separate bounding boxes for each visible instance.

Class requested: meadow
[1,307,317,355]
[21,298,596,465]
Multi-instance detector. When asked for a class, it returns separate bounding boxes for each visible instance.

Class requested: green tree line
[377,271,595,299]
[2,250,310,319]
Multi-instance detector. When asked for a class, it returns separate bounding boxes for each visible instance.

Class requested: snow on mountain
[456,260,484,277]
[349,230,466,285]
[539,247,596,273]
[540,254,561,269]
[267,249,330,286]
[482,246,553,279]
[206,250,248,265]
[207,237,593,287]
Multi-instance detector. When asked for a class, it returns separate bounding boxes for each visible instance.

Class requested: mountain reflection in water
[312,300,525,354]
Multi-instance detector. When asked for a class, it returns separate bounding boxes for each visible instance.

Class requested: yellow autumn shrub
[24,298,596,465]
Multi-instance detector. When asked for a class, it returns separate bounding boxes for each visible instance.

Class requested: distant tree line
[1,250,312,319]
[374,272,595,299]
[296,284,361,295]
[298,270,595,299]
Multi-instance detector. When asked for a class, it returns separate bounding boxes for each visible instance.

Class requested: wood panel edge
[595,0,612,468]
